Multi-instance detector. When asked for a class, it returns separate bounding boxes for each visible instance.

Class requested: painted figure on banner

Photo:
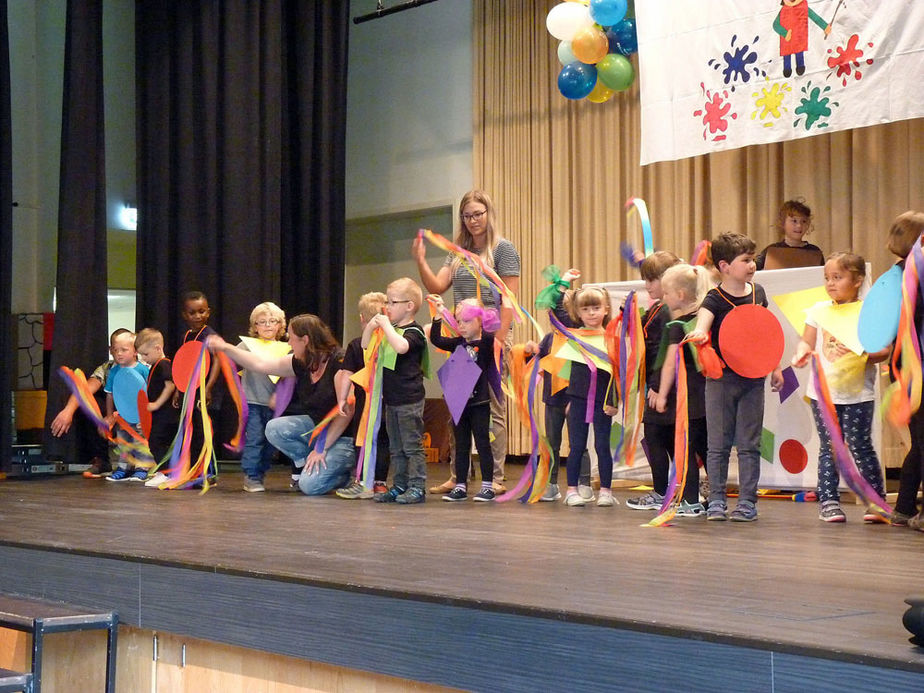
[773,0,832,77]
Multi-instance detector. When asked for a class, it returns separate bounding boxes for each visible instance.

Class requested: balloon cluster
[547,0,638,103]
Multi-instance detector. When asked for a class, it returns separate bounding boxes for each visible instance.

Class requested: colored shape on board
[137,390,152,439]
[719,305,784,378]
[778,366,799,403]
[778,439,808,475]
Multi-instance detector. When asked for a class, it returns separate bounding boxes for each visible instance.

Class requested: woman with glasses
[412,190,521,494]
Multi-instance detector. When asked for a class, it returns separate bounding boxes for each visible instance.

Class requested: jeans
[705,373,764,505]
[385,399,427,490]
[810,399,883,504]
[545,402,590,484]
[265,414,355,495]
[240,403,275,481]
[565,396,613,488]
[644,418,708,504]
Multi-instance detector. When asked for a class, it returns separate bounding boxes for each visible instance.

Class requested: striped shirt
[443,238,520,308]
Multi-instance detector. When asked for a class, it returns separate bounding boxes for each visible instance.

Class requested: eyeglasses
[255,319,280,326]
[461,210,487,223]
[386,300,412,306]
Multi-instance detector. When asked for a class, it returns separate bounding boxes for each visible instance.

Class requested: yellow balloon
[571,26,609,65]
[586,80,614,103]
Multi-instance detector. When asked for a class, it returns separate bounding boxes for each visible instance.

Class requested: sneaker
[428,479,455,494]
[290,474,300,489]
[626,491,664,510]
[396,487,426,504]
[474,487,496,502]
[243,478,266,493]
[706,500,728,521]
[676,501,706,517]
[335,480,372,500]
[443,487,468,502]
[699,478,710,503]
[578,484,595,501]
[596,489,616,507]
[908,513,924,532]
[491,481,507,494]
[130,469,149,482]
[564,490,588,507]
[891,511,913,527]
[106,468,132,482]
[540,483,562,502]
[819,502,846,522]
[729,501,758,522]
[144,471,169,488]
[374,486,406,503]
[373,481,388,494]
[82,457,112,478]
[863,509,889,524]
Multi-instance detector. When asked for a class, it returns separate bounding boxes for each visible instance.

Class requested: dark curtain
[43,0,109,462]
[136,0,350,349]
[0,0,12,471]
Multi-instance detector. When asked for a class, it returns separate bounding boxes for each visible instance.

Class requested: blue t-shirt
[104,362,151,393]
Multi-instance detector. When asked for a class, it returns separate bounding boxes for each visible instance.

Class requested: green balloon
[597,53,634,91]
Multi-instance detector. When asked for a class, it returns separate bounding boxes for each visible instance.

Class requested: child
[888,211,924,528]
[562,286,619,507]
[134,328,178,471]
[49,329,130,478]
[335,292,391,499]
[689,233,784,521]
[626,251,681,511]
[365,278,428,504]
[103,331,153,481]
[429,296,500,502]
[791,253,891,521]
[236,303,287,493]
[756,199,825,270]
[644,263,713,516]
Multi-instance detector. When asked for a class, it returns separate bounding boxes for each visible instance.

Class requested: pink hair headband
[457,303,501,332]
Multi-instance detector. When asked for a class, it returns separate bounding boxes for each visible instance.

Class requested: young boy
[363,278,428,504]
[334,292,391,499]
[134,328,178,471]
[49,328,131,477]
[689,233,783,521]
[103,330,153,481]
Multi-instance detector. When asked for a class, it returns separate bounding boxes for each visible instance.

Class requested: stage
[0,465,922,691]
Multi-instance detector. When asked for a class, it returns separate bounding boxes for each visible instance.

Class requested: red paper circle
[718,304,784,378]
[778,438,808,475]
[172,341,211,393]
[137,390,152,440]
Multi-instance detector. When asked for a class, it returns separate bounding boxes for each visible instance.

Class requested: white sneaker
[578,484,595,501]
[540,483,562,502]
[243,478,266,493]
[564,490,588,506]
[596,489,617,507]
[144,471,169,488]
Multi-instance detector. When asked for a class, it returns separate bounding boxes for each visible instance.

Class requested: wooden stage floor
[0,463,922,689]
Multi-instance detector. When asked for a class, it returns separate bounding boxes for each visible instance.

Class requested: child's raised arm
[686,306,715,345]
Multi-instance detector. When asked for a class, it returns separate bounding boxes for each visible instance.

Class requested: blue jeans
[810,399,883,503]
[385,399,427,490]
[705,373,764,505]
[565,396,613,488]
[264,414,355,495]
[545,402,590,484]
[240,403,275,481]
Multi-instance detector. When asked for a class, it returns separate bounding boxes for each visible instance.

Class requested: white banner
[636,0,924,165]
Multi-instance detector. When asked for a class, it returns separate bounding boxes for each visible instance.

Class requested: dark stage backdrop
[43,0,109,462]
[135,1,350,349]
[0,1,12,471]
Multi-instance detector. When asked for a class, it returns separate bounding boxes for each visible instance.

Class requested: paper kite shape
[239,336,292,383]
[437,345,482,425]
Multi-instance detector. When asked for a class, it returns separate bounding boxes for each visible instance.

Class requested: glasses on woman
[461,210,487,223]
[255,319,280,326]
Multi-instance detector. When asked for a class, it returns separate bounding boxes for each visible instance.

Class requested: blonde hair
[109,328,132,346]
[887,211,924,258]
[661,264,713,311]
[248,302,286,339]
[134,328,164,352]
[387,277,423,311]
[639,250,680,281]
[568,286,611,327]
[357,292,387,322]
[451,189,501,273]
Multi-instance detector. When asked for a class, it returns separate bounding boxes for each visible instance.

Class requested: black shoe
[442,487,467,502]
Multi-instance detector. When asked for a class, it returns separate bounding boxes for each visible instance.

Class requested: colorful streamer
[535,265,572,310]
[352,329,386,490]
[691,240,711,266]
[625,197,654,257]
[883,237,924,426]
[608,292,646,466]
[647,347,690,527]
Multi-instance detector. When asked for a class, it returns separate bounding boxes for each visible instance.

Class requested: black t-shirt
[147,358,179,429]
[567,360,616,406]
[290,350,356,438]
[667,312,706,420]
[430,319,497,405]
[701,283,768,364]
[381,322,426,406]
[342,337,367,431]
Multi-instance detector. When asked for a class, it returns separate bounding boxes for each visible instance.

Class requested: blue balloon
[612,17,638,55]
[589,0,627,28]
[557,62,597,100]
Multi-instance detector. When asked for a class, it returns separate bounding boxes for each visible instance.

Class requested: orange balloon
[586,80,614,103]
[571,26,608,65]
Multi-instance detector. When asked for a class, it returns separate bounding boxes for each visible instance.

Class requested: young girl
[238,302,288,492]
[562,286,618,507]
[756,199,825,270]
[792,252,890,522]
[429,296,501,502]
[647,264,713,515]
[626,251,679,511]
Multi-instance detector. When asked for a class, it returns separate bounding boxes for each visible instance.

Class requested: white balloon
[546,2,594,41]
[557,40,577,66]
